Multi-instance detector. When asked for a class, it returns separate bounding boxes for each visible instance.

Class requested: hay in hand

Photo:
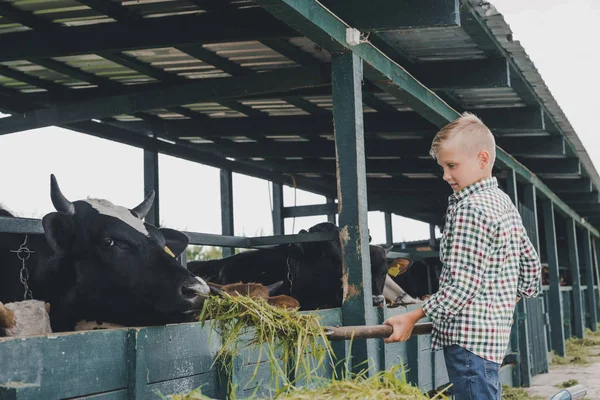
[197,292,334,393]
[269,365,447,400]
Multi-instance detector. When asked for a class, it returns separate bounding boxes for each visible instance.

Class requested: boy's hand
[383,308,425,343]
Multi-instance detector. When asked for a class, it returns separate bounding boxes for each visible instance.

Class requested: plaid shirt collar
[448,177,498,206]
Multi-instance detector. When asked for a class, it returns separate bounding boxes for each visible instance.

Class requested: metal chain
[10,235,34,300]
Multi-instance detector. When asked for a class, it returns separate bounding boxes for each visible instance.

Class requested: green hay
[267,365,448,400]
[168,365,448,400]
[197,293,334,394]
[556,379,578,389]
[551,337,593,365]
[500,385,544,400]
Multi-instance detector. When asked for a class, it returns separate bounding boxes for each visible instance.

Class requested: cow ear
[160,228,189,258]
[292,242,305,255]
[42,212,82,255]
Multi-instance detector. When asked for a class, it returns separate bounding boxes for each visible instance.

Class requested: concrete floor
[525,345,600,399]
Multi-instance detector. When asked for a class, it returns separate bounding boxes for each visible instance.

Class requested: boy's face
[436,137,489,192]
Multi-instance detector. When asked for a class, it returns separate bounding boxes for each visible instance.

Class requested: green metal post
[582,231,598,331]
[524,183,549,374]
[542,200,566,356]
[326,197,336,224]
[566,219,585,338]
[272,182,285,235]
[506,169,530,386]
[385,212,393,246]
[220,169,234,257]
[332,51,379,376]
[143,149,159,227]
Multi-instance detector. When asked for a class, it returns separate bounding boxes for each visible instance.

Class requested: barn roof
[0,0,598,233]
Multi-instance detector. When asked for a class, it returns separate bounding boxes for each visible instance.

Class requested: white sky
[0,0,597,245]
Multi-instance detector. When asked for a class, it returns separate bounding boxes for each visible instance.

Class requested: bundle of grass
[500,385,544,400]
[551,335,599,365]
[197,292,334,394]
[167,365,447,400]
[269,365,448,400]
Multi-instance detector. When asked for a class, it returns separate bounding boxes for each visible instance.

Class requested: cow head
[41,175,210,329]
[369,245,393,306]
[291,222,343,309]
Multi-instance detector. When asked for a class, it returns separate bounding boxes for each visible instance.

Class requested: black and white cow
[188,222,390,310]
[390,257,442,300]
[0,175,210,332]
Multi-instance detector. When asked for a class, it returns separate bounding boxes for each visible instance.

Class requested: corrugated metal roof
[0,0,597,227]
[469,0,600,189]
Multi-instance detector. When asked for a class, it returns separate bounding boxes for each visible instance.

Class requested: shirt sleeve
[422,204,494,322]
[516,224,541,298]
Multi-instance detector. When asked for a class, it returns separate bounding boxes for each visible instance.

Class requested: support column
[220,169,234,257]
[429,223,436,248]
[543,200,566,356]
[143,150,160,227]
[524,184,549,373]
[384,212,393,246]
[566,220,585,338]
[582,231,598,330]
[332,51,378,375]
[272,182,285,235]
[326,197,336,225]
[506,169,530,386]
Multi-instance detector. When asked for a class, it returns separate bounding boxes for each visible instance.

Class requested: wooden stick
[324,322,432,341]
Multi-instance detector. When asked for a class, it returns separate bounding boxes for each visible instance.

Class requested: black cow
[391,257,442,300]
[0,175,210,332]
[188,222,389,310]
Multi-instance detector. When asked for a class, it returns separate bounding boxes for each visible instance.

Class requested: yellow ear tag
[387,258,411,277]
[164,246,175,258]
[388,264,401,277]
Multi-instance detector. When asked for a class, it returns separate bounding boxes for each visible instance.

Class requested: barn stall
[1,0,600,398]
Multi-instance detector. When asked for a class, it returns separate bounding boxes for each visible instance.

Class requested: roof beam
[318,0,460,31]
[520,158,581,177]
[500,137,566,158]
[545,178,593,193]
[475,106,546,135]
[413,58,510,90]
[194,140,432,159]
[65,121,335,198]
[0,66,330,135]
[116,108,544,139]
[274,158,442,175]
[192,136,555,159]
[559,192,600,204]
[19,57,518,106]
[253,0,599,236]
[0,8,298,62]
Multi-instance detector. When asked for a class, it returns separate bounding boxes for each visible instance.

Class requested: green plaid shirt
[422,177,541,363]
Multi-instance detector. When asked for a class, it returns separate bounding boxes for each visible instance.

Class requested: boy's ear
[478,150,490,168]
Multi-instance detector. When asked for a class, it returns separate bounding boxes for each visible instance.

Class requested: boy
[383,112,541,399]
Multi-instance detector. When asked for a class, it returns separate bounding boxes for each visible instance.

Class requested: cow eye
[102,238,116,247]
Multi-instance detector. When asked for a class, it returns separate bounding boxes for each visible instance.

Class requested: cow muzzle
[372,294,385,306]
[180,277,210,310]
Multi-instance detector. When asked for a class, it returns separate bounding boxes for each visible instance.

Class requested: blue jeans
[443,345,501,400]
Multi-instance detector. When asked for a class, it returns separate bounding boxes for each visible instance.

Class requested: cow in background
[189,222,395,310]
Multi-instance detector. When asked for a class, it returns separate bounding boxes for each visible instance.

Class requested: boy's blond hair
[430,112,496,166]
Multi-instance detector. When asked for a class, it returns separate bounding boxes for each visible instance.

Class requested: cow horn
[265,281,284,296]
[131,190,155,219]
[207,282,223,296]
[50,174,74,214]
